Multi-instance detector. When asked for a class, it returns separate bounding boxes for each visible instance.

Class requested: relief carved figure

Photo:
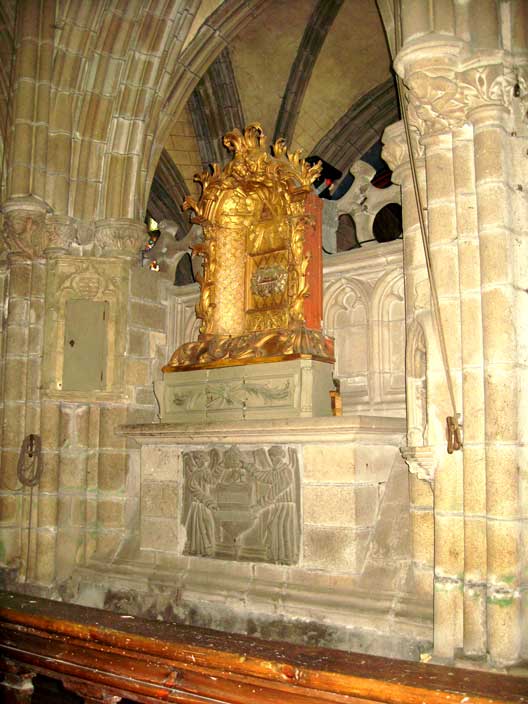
[239,446,299,564]
[2,200,47,258]
[183,450,224,556]
[182,445,300,564]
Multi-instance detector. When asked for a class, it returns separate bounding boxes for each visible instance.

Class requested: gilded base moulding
[162,326,334,372]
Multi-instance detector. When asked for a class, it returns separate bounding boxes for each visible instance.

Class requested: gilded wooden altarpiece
[163,124,334,372]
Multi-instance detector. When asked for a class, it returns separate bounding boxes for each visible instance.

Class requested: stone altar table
[69,415,432,660]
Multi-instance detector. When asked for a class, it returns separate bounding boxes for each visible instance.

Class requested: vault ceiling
[152,0,396,222]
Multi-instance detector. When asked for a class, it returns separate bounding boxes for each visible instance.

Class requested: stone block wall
[302,443,395,572]
[0,246,172,593]
[135,438,404,577]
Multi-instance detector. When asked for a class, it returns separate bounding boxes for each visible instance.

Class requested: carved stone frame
[42,256,129,402]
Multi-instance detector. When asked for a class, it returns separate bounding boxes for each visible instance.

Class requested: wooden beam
[0,591,526,704]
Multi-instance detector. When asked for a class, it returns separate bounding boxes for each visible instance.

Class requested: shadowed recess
[147,149,191,235]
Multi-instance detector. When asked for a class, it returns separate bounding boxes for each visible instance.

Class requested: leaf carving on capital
[404,64,525,138]
[94,222,146,256]
[518,65,528,108]
[44,216,78,254]
[458,64,521,112]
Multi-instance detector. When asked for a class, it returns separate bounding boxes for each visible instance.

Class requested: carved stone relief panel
[181,445,300,565]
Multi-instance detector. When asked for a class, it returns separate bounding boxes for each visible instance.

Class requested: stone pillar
[393,8,528,664]
[382,122,435,605]
[452,124,487,657]
[469,101,522,665]
[0,198,48,580]
[512,63,528,662]
[7,0,53,201]
[0,201,81,586]
[92,219,146,561]
[420,126,465,660]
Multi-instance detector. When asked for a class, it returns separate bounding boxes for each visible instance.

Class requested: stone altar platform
[67,416,432,660]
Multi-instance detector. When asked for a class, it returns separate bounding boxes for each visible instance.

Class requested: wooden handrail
[0,591,526,703]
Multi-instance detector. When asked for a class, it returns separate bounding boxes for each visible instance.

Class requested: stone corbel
[400,444,437,484]
[94,218,147,258]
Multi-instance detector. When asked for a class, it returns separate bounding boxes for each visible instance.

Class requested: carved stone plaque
[182,445,300,565]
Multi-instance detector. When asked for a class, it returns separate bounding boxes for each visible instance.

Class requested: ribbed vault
[5,0,396,226]
[272,0,344,145]
[161,0,395,216]
[6,0,271,224]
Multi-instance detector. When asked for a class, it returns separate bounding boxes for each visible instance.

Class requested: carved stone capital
[405,69,467,138]
[459,62,524,120]
[94,218,146,258]
[381,121,408,174]
[395,39,527,139]
[2,196,50,258]
[44,214,78,256]
[400,445,437,484]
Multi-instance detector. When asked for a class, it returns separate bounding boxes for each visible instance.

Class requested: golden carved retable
[163,123,334,372]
